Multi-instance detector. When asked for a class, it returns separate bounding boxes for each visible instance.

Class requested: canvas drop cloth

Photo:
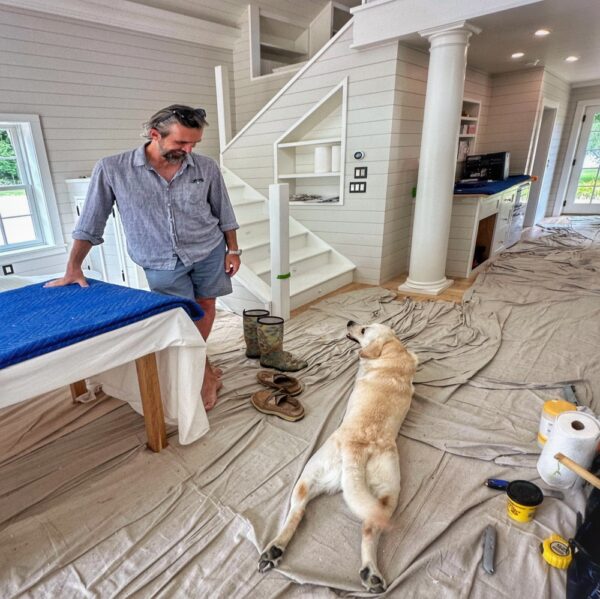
[1,218,599,598]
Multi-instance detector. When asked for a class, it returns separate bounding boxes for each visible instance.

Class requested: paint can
[538,399,577,447]
[506,480,544,522]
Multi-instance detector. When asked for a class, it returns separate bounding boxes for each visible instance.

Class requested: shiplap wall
[476,68,544,175]
[547,82,600,215]
[0,5,231,275]
[224,25,401,284]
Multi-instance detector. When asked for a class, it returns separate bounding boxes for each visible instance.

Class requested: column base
[398,276,454,296]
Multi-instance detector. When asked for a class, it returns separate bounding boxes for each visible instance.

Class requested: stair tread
[290,263,355,294]
[232,198,265,207]
[252,246,330,275]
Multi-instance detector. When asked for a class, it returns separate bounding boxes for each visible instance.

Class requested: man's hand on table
[44,268,89,288]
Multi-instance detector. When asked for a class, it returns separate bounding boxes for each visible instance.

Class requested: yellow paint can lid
[540,534,573,569]
[543,399,576,417]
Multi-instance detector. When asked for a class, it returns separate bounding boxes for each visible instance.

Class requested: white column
[399,21,480,295]
[269,183,290,320]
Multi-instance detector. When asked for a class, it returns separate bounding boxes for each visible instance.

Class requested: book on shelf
[290,193,340,203]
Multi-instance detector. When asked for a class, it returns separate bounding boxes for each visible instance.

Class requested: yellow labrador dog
[258,321,418,593]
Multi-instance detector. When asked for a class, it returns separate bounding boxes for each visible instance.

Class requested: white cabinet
[66,178,148,289]
[446,181,530,278]
[491,190,517,253]
[274,78,347,205]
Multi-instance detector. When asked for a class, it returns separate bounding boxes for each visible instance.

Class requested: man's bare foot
[206,359,223,379]
[201,368,219,411]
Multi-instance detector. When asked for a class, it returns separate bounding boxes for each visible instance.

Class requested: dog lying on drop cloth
[258,321,418,593]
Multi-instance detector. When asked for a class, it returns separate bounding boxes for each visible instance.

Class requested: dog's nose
[347,320,356,327]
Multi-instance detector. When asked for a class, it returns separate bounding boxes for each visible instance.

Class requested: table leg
[135,352,168,452]
[70,380,88,403]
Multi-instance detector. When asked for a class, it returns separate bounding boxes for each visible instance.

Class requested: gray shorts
[144,239,233,300]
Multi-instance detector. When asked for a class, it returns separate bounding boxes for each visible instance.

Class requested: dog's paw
[258,544,284,573]
[359,565,387,594]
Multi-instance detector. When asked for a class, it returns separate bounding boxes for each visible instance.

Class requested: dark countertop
[453,175,531,196]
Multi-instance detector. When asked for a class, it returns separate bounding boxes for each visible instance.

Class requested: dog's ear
[359,338,385,359]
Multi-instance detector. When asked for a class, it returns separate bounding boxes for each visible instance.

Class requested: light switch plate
[349,181,367,193]
[354,167,368,179]
[2,264,14,275]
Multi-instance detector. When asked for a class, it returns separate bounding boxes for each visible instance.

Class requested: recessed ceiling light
[565,55,580,62]
[511,52,525,59]
[534,29,550,36]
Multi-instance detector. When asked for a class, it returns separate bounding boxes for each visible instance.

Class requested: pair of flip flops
[251,371,305,421]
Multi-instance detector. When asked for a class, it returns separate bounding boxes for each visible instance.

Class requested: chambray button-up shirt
[72,144,239,270]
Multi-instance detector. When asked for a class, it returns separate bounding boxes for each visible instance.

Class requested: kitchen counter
[447,177,531,278]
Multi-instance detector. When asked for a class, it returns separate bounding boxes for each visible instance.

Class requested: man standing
[47,105,240,411]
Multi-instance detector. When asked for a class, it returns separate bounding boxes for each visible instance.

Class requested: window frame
[0,114,64,260]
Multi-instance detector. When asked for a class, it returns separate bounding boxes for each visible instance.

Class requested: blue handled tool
[485,478,564,499]
[485,479,509,491]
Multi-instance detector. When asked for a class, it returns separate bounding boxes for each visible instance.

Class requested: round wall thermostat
[353,151,365,160]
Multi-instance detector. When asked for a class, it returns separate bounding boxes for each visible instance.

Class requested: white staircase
[219,167,355,315]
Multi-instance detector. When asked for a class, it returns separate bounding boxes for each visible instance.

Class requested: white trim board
[0,0,239,50]
[553,97,600,216]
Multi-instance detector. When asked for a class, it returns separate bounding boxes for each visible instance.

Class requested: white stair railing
[269,183,290,320]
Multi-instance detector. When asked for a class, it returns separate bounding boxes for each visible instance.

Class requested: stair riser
[237,220,270,242]
[290,270,354,310]
[232,202,267,222]
[243,233,309,263]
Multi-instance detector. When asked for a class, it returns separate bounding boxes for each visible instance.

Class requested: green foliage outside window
[0,129,19,185]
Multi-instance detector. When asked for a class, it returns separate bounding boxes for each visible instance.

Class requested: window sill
[0,243,68,264]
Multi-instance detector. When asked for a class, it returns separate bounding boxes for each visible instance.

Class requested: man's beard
[158,141,186,164]
[161,149,186,164]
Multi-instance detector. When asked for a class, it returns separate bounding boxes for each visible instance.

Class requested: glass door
[564,105,600,214]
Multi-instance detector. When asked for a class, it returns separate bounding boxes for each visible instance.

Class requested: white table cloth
[0,308,208,445]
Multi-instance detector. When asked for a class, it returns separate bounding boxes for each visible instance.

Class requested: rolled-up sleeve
[72,160,115,245]
[207,163,239,232]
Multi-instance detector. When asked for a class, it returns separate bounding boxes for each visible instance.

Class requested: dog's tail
[341,445,390,530]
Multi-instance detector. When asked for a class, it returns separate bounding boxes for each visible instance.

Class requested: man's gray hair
[142,105,209,139]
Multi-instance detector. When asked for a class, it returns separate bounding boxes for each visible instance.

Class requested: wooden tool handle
[554,453,600,490]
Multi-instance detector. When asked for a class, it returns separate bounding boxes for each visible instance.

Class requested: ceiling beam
[0,0,240,50]
[350,0,544,48]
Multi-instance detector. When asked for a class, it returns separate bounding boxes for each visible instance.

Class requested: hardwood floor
[291,273,476,318]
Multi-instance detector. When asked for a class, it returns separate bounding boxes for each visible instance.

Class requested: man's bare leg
[196,298,222,410]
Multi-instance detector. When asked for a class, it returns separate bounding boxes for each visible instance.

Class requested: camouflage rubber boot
[243,309,270,359]
[256,316,308,372]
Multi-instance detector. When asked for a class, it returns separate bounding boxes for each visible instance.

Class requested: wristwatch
[227,249,242,256]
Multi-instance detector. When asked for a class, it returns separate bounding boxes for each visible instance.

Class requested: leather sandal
[256,371,304,396]
[251,389,305,422]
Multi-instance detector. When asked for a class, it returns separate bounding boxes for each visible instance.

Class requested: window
[0,115,63,255]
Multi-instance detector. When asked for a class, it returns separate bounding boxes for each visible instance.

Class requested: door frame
[523,99,559,228]
[562,103,600,214]
[553,97,600,216]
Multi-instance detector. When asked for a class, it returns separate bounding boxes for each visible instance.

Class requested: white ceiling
[404,0,600,85]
